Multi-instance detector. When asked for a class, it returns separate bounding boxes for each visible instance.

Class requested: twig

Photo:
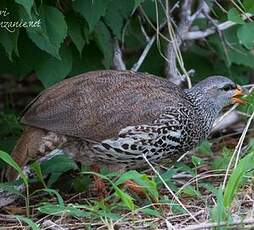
[178,171,226,195]
[212,110,239,133]
[170,1,180,14]
[165,0,207,86]
[230,0,253,22]
[181,218,254,230]
[204,9,231,64]
[138,16,150,42]
[112,39,126,71]
[131,36,156,72]
[184,13,252,40]
[142,153,199,223]
[131,18,167,72]
[165,0,195,85]
[213,104,238,129]
[176,150,191,162]
[165,219,176,230]
[41,220,67,230]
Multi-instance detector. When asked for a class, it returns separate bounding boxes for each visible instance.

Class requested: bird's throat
[185,90,219,135]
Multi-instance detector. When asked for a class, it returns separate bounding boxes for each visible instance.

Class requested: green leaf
[243,0,254,13]
[66,15,88,54]
[212,149,232,170]
[142,0,165,24]
[155,168,178,191]
[42,188,65,207]
[22,5,67,59]
[209,26,254,67]
[237,22,254,49]
[38,203,91,217]
[228,47,254,67]
[134,0,145,11]
[70,42,104,76]
[0,29,19,61]
[140,207,160,217]
[15,0,34,17]
[160,197,186,214]
[72,0,110,32]
[0,150,28,185]
[196,140,212,154]
[104,1,124,39]
[65,206,90,218]
[239,91,254,114]
[115,170,159,200]
[16,216,39,230]
[211,188,227,223]
[114,185,135,211]
[228,8,244,24]
[40,153,77,185]
[30,161,47,188]
[73,175,90,193]
[182,185,201,197]
[119,0,135,18]
[35,46,72,87]
[38,203,65,215]
[97,209,121,220]
[191,156,203,167]
[94,21,113,68]
[41,154,77,175]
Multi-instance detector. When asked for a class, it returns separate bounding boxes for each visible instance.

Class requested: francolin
[4,70,245,181]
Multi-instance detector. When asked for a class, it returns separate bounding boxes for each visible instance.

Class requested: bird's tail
[3,127,46,181]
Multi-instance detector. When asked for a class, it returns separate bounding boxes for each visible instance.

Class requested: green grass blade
[0,150,28,186]
[41,188,65,207]
[223,151,254,208]
[16,216,39,230]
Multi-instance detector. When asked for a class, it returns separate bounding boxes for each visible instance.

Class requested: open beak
[232,85,246,104]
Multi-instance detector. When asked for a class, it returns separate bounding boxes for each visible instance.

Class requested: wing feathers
[22,70,186,141]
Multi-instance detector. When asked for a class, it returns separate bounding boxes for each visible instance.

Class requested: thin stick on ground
[142,153,199,223]
[181,217,254,230]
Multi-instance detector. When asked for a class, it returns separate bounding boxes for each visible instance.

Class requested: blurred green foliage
[0,0,253,178]
[0,0,253,88]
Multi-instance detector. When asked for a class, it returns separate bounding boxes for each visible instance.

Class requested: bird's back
[21,70,189,141]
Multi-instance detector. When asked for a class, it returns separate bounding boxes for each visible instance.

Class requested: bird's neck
[185,89,219,134]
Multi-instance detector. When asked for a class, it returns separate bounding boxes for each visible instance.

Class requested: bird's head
[186,76,246,112]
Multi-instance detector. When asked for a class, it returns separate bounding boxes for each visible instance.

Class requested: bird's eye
[222,84,236,91]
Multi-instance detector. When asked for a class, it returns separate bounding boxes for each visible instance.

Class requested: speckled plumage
[5,70,243,180]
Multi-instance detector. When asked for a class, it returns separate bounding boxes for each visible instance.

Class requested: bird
[4,70,245,181]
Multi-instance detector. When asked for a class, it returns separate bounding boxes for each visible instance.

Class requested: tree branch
[112,38,126,70]
[165,0,201,84]
[184,13,252,40]
[131,18,167,72]
[131,36,156,72]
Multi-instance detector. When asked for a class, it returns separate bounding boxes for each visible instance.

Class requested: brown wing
[21,70,187,141]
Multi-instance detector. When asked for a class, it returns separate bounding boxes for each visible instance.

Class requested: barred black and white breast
[89,104,208,168]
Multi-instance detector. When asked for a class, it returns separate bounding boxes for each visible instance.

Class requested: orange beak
[232,85,245,104]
